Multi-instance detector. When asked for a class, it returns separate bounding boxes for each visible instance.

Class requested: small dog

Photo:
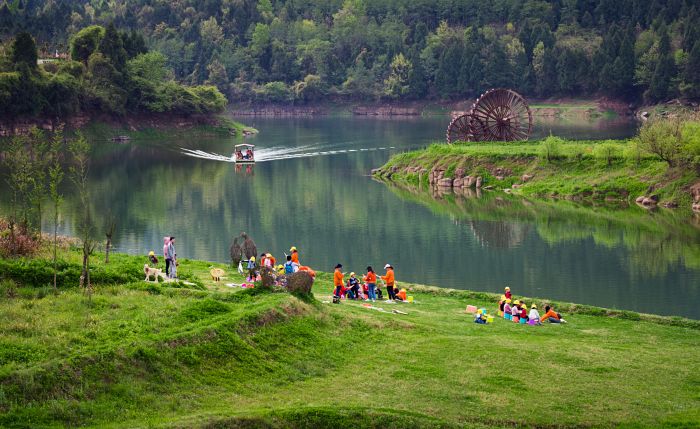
[144,264,166,283]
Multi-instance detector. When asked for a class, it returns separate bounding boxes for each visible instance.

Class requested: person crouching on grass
[541,305,567,323]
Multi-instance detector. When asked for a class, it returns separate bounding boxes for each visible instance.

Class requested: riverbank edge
[2,247,697,327]
[392,282,700,330]
[371,142,700,209]
[229,97,640,118]
[0,113,258,138]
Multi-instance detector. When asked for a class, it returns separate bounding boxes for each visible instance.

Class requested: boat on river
[233,143,255,163]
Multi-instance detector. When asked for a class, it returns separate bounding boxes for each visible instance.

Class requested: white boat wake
[180,145,395,163]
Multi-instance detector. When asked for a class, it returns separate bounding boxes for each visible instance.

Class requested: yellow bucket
[487,315,494,324]
[407,295,414,303]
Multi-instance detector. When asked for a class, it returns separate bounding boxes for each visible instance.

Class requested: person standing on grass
[333,264,344,297]
[166,237,176,279]
[163,237,171,277]
[364,266,377,302]
[381,264,396,300]
[290,246,300,265]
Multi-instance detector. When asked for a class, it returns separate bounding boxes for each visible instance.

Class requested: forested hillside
[1,0,699,105]
[0,23,226,120]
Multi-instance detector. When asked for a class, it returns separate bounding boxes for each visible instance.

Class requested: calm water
[6,115,700,319]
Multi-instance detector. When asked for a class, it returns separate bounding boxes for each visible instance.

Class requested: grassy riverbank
[1,247,699,428]
[374,139,700,207]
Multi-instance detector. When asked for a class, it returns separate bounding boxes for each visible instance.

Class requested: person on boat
[541,305,566,323]
[363,266,377,301]
[290,246,300,265]
[235,149,243,160]
[333,264,344,298]
[529,304,541,325]
[381,264,396,300]
[246,148,253,160]
[504,286,512,300]
[346,272,360,300]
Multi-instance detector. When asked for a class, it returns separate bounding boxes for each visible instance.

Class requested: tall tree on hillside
[646,29,676,102]
[680,41,700,99]
[70,25,104,64]
[11,31,37,70]
[98,23,127,74]
[435,42,462,98]
[406,51,428,99]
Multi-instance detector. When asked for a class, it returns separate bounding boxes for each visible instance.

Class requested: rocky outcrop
[636,195,659,208]
[352,106,419,116]
[232,107,327,116]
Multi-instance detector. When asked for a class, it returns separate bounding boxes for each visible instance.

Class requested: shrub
[0,257,142,288]
[638,119,683,166]
[539,135,565,162]
[624,139,644,167]
[0,221,41,258]
[593,142,622,166]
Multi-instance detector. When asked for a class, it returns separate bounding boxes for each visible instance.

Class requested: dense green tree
[680,41,700,99]
[70,25,104,64]
[646,30,676,102]
[384,53,412,99]
[10,31,37,70]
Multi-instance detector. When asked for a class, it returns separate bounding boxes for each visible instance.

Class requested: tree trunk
[105,238,111,264]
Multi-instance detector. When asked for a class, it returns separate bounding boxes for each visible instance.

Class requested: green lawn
[376,140,698,205]
[0,249,699,428]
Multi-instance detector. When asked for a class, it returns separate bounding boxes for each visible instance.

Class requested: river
[5,115,700,319]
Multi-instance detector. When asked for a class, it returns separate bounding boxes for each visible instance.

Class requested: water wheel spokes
[446,113,473,144]
[468,88,532,142]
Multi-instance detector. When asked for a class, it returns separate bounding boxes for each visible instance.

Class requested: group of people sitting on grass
[332,263,407,303]
[496,286,567,325]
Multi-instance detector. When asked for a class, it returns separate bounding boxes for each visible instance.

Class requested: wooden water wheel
[445,88,532,143]
[446,113,472,143]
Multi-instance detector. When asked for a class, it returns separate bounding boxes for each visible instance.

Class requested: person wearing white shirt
[529,304,541,325]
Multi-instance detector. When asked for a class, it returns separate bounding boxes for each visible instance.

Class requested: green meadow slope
[373,140,700,207]
[0,250,699,429]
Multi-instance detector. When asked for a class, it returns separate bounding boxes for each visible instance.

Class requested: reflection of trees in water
[385,180,700,279]
[467,220,529,249]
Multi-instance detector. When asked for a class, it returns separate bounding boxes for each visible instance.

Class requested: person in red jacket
[519,302,529,321]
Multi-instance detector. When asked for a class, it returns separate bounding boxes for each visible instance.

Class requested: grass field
[1,247,699,428]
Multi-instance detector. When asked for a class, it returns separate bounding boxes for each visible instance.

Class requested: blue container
[505,313,512,321]
[519,317,527,324]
